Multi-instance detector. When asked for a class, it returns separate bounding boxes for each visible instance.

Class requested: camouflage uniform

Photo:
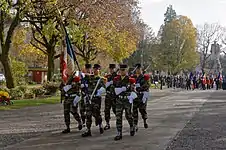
[82,64,106,137]
[133,73,150,130]
[114,66,136,141]
[62,77,82,133]
[80,80,88,125]
[79,64,92,125]
[104,71,117,130]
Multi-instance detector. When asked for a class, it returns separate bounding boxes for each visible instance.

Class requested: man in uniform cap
[62,76,83,133]
[82,64,106,137]
[104,64,117,130]
[80,64,92,126]
[113,64,136,141]
[132,63,150,132]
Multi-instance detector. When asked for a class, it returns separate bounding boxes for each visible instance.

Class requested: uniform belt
[92,95,101,98]
[66,94,78,97]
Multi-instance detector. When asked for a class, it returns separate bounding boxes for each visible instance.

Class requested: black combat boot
[82,119,86,127]
[99,124,104,134]
[82,129,92,137]
[135,125,138,132]
[78,122,83,130]
[114,132,122,141]
[62,128,70,134]
[130,126,135,136]
[144,119,148,129]
[104,122,110,130]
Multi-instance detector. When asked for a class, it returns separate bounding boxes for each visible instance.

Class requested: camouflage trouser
[104,93,116,123]
[79,96,86,124]
[132,97,147,126]
[64,97,81,128]
[116,96,133,132]
[86,96,102,129]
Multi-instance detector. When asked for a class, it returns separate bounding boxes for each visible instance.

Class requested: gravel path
[166,91,226,150]
[0,88,212,150]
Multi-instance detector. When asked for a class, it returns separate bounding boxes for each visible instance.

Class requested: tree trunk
[47,50,55,81]
[1,56,15,88]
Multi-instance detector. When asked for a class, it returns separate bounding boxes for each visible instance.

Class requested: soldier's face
[136,68,142,74]
[109,68,115,74]
[120,69,127,76]
[93,68,100,75]
[85,68,91,73]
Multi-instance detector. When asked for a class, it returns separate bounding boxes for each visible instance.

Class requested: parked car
[0,74,6,81]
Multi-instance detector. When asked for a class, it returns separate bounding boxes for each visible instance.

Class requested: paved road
[1,89,226,150]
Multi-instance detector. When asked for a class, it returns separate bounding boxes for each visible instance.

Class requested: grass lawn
[0,96,60,111]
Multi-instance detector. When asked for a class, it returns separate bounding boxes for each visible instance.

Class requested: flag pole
[56,6,91,103]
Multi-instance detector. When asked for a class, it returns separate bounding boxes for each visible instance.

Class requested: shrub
[24,89,35,99]
[17,85,28,93]
[32,87,46,97]
[10,88,23,100]
[43,82,59,95]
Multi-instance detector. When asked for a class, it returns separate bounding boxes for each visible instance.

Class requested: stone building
[210,41,222,74]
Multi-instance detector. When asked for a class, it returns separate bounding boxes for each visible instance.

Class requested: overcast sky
[140,0,226,34]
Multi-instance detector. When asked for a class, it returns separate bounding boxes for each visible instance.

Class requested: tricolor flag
[61,31,76,83]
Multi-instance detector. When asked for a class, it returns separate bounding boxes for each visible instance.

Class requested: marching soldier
[62,76,83,133]
[82,64,106,137]
[80,64,92,126]
[132,64,150,132]
[104,64,117,130]
[113,64,137,141]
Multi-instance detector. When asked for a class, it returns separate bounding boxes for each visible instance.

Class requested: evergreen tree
[164,5,177,24]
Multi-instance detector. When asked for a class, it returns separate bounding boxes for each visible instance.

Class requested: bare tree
[197,23,224,71]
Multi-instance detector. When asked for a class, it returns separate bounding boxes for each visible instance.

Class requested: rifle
[128,66,138,76]
[143,65,151,74]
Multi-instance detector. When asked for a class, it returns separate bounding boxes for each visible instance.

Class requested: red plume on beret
[144,74,150,81]
[113,75,120,82]
[130,74,136,78]
[129,78,136,84]
[73,76,80,82]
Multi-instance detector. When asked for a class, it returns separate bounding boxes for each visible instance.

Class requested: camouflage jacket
[113,75,134,96]
[133,74,150,93]
[66,82,81,97]
[105,72,117,95]
[81,74,105,96]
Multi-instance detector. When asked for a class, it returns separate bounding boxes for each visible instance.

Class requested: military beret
[129,77,136,84]
[135,63,142,68]
[85,64,92,69]
[119,64,127,69]
[93,64,101,69]
[109,64,116,69]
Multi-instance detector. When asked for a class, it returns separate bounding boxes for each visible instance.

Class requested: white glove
[127,96,133,104]
[130,92,138,99]
[105,81,113,88]
[63,85,72,92]
[81,84,88,88]
[142,91,149,103]
[135,83,140,88]
[96,87,106,96]
[115,88,123,95]
[73,95,81,106]
[127,92,137,104]
[121,86,127,92]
